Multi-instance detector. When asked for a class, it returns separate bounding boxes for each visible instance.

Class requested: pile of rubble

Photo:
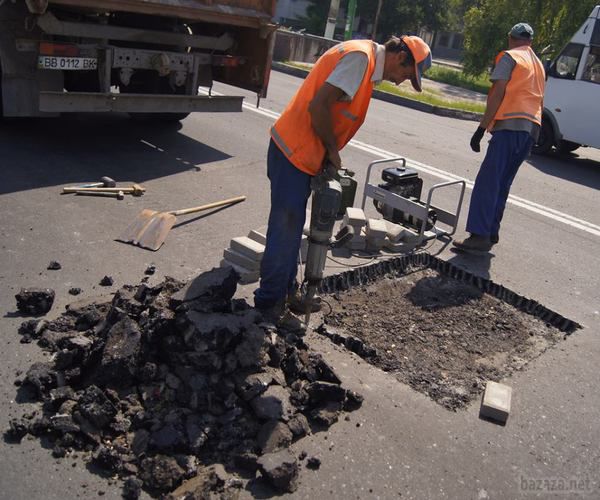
[8,267,362,498]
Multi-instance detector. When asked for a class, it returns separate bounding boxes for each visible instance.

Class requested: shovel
[117,195,246,251]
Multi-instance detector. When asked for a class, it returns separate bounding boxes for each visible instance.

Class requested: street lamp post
[324,0,341,39]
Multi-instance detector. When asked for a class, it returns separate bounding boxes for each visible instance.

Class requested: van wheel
[532,118,554,154]
[556,140,580,154]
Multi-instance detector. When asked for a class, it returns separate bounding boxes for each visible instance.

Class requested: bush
[424,65,491,95]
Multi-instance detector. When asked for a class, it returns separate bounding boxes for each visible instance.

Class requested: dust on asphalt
[322,267,564,410]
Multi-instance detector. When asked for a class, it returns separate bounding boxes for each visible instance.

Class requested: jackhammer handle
[169,196,246,216]
[321,161,338,181]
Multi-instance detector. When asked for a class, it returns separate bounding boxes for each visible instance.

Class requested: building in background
[420,29,465,62]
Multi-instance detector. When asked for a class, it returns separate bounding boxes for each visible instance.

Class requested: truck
[0,0,277,121]
[534,5,600,154]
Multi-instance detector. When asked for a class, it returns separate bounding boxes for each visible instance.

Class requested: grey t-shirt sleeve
[326,52,369,101]
[490,53,516,81]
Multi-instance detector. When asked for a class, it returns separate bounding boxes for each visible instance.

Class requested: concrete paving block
[300,235,308,263]
[343,207,367,227]
[348,228,367,250]
[400,227,419,243]
[303,210,311,236]
[366,218,388,239]
[349,240,366,251]
[383,239,410,252]
[220,260,259,284]
[480,381,512,423]
[231,236,265,261]
[223,248,261,271]
[248,229,266,246]
[384,221,405,243]
[366,239,385,252]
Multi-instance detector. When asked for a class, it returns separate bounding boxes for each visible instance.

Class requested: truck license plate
[37,56,98,70]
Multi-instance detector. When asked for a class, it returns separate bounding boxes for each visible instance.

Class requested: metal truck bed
[46,0,276,28]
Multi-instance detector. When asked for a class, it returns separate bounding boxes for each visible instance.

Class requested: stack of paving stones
[365,218,388,252]
[383,220,418,251]
[339,208,419,254]
[222,235,265,284]
[222,223,308,285]
[7,267,362,498]
[341,207,367,251]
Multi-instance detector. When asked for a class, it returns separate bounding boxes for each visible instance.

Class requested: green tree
[300,0,451,40]
[299,1,329,36]
[462,0,598,75]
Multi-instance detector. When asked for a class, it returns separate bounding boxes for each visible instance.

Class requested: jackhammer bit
[302,163,353,327]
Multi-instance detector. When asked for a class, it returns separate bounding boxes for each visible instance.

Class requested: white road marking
[199,89,600,238]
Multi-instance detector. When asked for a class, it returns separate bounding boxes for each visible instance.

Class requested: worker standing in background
[454,23,545,253]
[254,35,432,327]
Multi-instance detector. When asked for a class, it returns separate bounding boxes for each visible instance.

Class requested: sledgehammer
[76,176,116,188]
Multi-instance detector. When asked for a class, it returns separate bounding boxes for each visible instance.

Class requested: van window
[582,46,600,83]
[550,43,584,79]
[592,19,600,46]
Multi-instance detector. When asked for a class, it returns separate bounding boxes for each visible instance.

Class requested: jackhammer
[301,163,353,326]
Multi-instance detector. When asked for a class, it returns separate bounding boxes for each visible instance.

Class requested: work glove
[470,126,486,152]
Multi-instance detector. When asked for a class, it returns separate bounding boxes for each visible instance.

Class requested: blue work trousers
[254,139,312,309]
[466,130,534,237]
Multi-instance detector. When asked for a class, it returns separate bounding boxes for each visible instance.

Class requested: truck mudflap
[38,91,243,113]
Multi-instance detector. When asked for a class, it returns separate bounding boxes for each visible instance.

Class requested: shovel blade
[117,209,158,244]
[135,212,177,251]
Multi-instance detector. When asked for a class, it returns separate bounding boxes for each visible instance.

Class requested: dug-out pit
[317,254,579,411]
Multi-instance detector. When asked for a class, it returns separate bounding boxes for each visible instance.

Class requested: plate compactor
[300,157,466,325]
[361,157,466,244]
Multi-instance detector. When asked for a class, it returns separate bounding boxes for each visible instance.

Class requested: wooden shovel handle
[169,196,246,216]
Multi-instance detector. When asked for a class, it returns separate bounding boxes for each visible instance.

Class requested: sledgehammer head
[100,176,116,187]
[77,176,117,188]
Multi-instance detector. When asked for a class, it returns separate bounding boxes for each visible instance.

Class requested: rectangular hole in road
[317,254,580,411]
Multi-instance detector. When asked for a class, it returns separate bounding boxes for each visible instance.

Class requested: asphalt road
[0,70,598,499]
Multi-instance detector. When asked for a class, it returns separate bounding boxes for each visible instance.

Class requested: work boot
[257,303,306,334]
[452,234,492,253]
[287,289,322,314]
[277,309,307,334]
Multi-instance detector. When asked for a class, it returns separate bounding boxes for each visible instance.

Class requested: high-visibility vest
[271,40,377,176]
[491,46,545,130]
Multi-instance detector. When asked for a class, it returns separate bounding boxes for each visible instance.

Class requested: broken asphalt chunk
[257,449,299,493]
[15,288,55,315]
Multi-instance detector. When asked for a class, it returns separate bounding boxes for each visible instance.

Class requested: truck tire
[532,117,555,154]
[556,140,580,154]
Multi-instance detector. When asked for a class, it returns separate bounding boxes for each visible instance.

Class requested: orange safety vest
[271,40,377,175]
[491,46,545,130]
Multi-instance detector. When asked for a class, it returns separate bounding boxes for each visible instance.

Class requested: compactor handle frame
[360,157,466,245]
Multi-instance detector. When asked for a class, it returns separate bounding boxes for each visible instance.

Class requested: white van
[534,5,600,154]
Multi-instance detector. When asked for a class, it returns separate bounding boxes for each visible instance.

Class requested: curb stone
[271,61,482,122]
